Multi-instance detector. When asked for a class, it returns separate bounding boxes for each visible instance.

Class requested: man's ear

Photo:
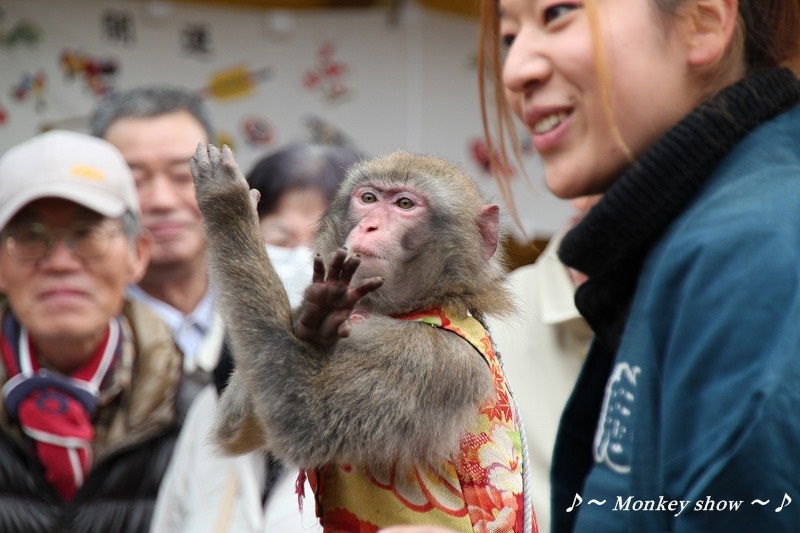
[680,0,739,68]
[0,265,7,294]
[127,229,153,285]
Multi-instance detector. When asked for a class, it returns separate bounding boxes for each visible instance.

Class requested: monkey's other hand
[190,143,256,221]
[294,248,383,346]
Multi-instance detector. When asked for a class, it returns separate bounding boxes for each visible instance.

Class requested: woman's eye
[361,192,377,203]
[544,4,576,25]
[396,198,415,210]
[501,33,515,49]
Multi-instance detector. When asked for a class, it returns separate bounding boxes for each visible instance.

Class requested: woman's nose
[502,28,551,94]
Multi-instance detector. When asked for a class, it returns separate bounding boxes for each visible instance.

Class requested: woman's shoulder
[664,106,800,254]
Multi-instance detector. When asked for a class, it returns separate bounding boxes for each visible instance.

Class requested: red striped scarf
[1,311,122,500]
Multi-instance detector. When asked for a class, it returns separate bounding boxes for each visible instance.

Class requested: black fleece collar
[558,68,800,350]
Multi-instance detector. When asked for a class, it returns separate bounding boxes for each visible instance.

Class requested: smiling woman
[477,1,800,532]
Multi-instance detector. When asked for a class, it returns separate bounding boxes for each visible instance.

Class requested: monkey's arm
[191,144,492,468]
[191,143,303,455]
[213,369,267,455]
[279,317,495,469]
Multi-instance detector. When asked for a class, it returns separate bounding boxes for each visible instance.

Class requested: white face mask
[265,244,315,308]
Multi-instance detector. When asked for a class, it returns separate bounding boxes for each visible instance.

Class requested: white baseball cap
[0,129,141,230]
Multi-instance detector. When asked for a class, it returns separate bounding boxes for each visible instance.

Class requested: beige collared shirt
[488,231,593,533]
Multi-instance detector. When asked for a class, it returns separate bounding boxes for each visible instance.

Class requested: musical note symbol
[566,493,583,513]
[775,493,792,512]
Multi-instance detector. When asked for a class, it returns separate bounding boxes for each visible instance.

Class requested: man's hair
[120,210,142,239]
[88,85,215,141]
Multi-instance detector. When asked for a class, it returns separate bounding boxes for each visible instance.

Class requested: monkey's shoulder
[344,308,491,357]
[346,310,445,332]
[348,309,467,329]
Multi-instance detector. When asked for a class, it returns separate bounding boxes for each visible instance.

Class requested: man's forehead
[7,198,106,226]
[128,156,192,173]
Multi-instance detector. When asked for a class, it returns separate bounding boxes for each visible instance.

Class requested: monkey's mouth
[352,249,386,261]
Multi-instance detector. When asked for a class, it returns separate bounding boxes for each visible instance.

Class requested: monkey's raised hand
[294,248,383,346]
[191,143,260,225]
[190,141,293,331]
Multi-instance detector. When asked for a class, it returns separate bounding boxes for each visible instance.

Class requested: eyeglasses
[2,221,122,261]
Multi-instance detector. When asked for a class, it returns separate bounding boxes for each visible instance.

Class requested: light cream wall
[0,0,571,236]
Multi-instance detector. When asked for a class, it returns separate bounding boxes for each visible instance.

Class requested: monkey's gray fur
[191,146,514,471]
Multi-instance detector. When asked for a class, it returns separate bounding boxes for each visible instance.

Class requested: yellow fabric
[309,307,528,533]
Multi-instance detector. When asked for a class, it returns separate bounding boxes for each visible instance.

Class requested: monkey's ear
[478,204,500,260]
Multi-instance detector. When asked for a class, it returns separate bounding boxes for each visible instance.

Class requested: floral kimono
[304,307,537,533]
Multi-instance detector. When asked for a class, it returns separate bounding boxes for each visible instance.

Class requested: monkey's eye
[396,197,415,210]
[360,192,377,204]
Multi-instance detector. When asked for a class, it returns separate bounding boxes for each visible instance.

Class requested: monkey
[190,145,536,533]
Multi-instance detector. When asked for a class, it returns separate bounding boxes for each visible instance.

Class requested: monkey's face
[343,184,433,286]
[316,151,501,315]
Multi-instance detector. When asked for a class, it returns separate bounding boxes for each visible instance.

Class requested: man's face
[103,110,208,273]
[0,198,148,356]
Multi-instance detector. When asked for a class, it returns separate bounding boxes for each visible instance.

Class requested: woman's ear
[680,0,739,68]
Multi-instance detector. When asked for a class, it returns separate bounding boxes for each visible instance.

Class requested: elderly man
[0,130,194,532]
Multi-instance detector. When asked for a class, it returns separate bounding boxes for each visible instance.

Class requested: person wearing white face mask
[150,141,363,533]
[264,244,315,308]
[258,143,363,307]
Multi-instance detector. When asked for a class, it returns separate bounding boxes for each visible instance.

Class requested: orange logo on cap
[70,165,105,181]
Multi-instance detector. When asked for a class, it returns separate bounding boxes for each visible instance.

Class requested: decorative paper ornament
[60,49,119,97]
[216,131,235,152]
[198,64,272,102]
[0,11,41,49]
[11,70,47,111]
[305,115,355,148]
[303,41,350,102]
[241,115,275,147]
